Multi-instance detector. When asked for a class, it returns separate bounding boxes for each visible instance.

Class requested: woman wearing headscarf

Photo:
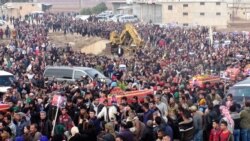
[69,126,86,141]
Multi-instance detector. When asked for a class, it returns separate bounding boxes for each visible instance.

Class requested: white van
[43,66,111,84]
[0,71,14,93]
[97,15,113,22]
[226,78,250,105]
[118,15,138,23]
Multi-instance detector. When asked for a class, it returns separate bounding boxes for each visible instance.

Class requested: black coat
[69,133,88,141]
[140,126,155,141]
[39,119,52,138]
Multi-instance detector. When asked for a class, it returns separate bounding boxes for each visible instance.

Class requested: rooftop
[133,0,250,3]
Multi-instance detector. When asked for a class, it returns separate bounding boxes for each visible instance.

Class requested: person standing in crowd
[1,126,12,141]
[30,123,42,141]
[220,106,234,134]
[88,109,101,134]
[153,116,173,141]
[140,120,155,141]
[99,122,116,141]
[58,107,74,132]
[4,114,16,137]
[154,95,168,120]
[69,126,85,141]
[229,104,241,141]
[178,107,194,141]
[13,112,28,137]
[38,111,52,138]
[219,121,233,141]
[97,99,118,123]
[117,122,134,141]
[142,103,154,124]
[127,111,145,140]
[240,100,250,141]
[209,119,221,141]
[190,105,204,141]
[89,96,104,116]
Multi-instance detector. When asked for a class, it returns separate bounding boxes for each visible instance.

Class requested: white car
[97,15,113,22]
[100,10,113,15]
[118,15,139,23]
[0,71,14,94]
[75,15,90,21]
[0,20,6,26]
[108,14,123,22]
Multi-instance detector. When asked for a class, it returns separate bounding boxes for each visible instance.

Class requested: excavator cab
[110,31,120,54]
[109,24,144,55]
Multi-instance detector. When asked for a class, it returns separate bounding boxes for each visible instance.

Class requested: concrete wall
[112,2,129,14]
[228,3,250,20]
[161,2,229,27]
[133,3,162,23]
[5,3,42,18]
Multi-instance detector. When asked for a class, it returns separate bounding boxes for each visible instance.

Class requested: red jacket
[209,128,221,141]
[59,113,74,130]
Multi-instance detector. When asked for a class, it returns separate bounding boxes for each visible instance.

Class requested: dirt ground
[48,32,110,55]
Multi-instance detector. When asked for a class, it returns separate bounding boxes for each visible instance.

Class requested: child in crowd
[218,121,233,141]
[209,120,221,141]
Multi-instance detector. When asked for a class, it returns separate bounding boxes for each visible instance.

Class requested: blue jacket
[14,119,28,137]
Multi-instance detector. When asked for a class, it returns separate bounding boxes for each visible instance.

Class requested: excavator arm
[109,23,144,54]
[119,24,144,47]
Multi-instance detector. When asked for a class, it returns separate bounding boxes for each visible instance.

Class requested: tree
[80,2,108,15]
[80,8,92,15]
[91,2,108,14]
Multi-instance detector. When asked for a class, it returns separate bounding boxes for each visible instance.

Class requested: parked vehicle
[99,10,113,15]
[74,15,90,21]
[96,15,113,22]
[43,66,111,84]
[118,15,139,23]
[0,20,6,26]
[0,71,14,94]
[108,14,123,22]
[226,78,250,105]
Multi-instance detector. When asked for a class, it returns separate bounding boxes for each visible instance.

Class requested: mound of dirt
[81,39,110,55]
[48,32,103,50]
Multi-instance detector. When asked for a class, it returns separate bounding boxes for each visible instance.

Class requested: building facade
[132,0,230,27]
[3,2,42,17]
[161,1,229,27]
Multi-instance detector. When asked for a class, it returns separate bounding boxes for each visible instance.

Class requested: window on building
[168,5,173,10]
[216,12,221,16]
[216,2,221,5]
[183,12,188,16]
[200,2,205,5]
[19,6,22,10]
[32,4,35,6]
[183,23,189,26]
[200,12,205,16]
[183,4,188,7]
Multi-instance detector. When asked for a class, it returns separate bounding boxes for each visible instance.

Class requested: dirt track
[48,32,109,55]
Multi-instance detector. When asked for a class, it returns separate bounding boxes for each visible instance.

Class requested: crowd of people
[0,12,249,141]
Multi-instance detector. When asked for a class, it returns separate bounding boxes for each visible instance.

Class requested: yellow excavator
[109,23,144,54]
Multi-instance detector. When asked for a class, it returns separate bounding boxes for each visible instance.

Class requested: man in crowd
[0,12,249,141]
